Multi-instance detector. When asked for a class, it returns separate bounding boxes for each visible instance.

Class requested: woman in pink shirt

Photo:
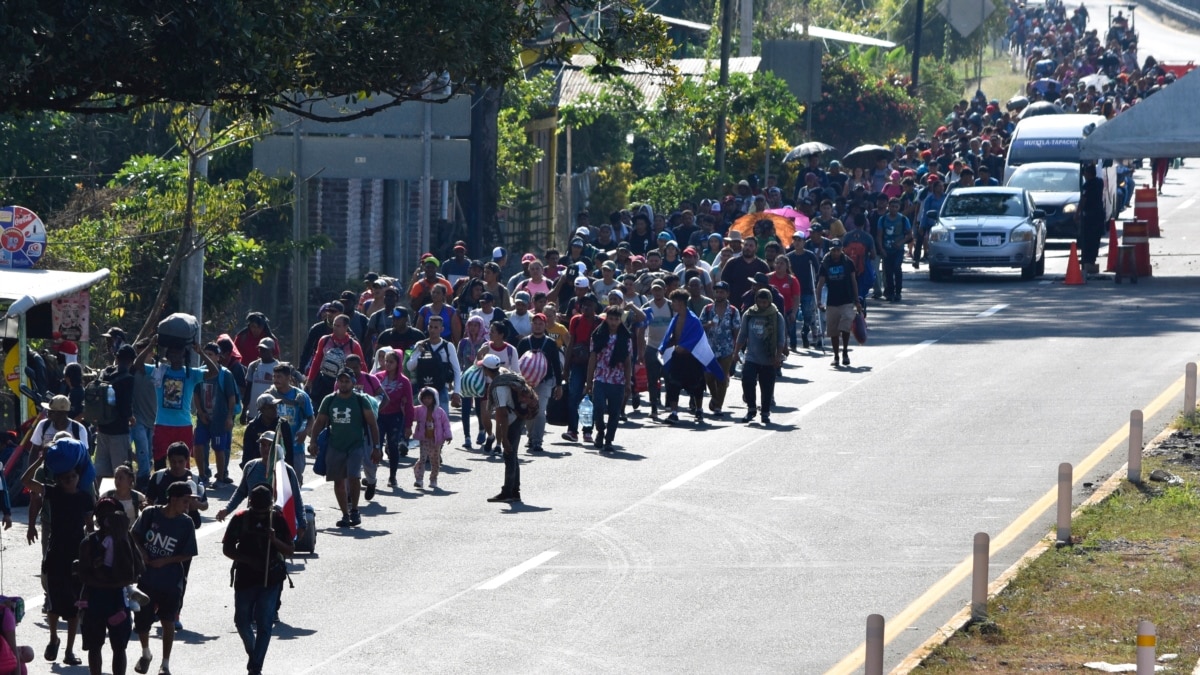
[374,349,415,488]
[768,256,801,352]
[409,387,452,490]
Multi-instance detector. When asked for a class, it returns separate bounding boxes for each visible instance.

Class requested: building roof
[556,54,761,108]
[0,268,111,319]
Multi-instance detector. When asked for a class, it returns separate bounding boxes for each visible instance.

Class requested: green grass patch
[914,448,1200,673]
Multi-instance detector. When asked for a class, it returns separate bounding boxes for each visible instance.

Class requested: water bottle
[106,384,116,407]
[578,395,593,428]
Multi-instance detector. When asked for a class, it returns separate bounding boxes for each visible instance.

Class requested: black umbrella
[1020,100,1064,119]
[783,141,836,163]
[841,144,894,170]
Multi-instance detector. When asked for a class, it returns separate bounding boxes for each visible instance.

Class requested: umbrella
[1006,95,1029,111]
[1020,100,1064,119]
[840,144,894,170]
[783,141,836,163]
[765,207,811,236]
[1079,73,1112,89]
[731,212,802,244]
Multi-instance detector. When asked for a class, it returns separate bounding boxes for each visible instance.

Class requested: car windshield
[942,193,1027,217]
[1006,166,1080,192]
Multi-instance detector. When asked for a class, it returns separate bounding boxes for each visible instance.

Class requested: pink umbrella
[766,207,811,236]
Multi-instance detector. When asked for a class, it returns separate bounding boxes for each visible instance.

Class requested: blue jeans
[130,420,154,480]
[234,582,283,673]
[591,381,625,445]
[567,364,590,434]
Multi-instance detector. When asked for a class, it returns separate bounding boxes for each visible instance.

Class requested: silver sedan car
[926,186,1048,281]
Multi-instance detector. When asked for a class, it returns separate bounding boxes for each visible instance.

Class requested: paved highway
[6,15,1200,675]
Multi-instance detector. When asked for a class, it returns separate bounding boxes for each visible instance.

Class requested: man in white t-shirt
[240,338,279,424]
[32,395,89,455]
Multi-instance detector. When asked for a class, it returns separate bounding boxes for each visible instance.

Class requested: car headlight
[1061,203,1077,214]
[929,226,950,242]
[1010,226,1035,243]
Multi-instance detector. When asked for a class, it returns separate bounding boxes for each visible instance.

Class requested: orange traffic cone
[1065,242,1085,285]
[1104,219,1119,273]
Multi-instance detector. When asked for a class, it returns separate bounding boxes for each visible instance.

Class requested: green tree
[0,0,674,119]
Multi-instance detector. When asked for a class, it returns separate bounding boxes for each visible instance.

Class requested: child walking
[409,387,452,490]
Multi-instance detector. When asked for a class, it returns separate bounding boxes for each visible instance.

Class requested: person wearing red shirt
[562,297,601,443]
[768,257,802,349]
[304,315,365,407]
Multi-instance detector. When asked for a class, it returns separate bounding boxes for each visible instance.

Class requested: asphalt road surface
[7,25,1200,675]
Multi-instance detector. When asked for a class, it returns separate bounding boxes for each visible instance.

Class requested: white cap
[480,354,502,369]
[492,246,506,259]
[574,276,591,288]
[575,226,590,235]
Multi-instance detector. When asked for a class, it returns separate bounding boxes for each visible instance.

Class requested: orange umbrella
[731,212,799,244]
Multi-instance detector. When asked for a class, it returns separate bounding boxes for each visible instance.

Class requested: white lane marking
[1039,280,1052,285]
[1178,197,1196,212]
[896,339,937,359]
[799,391,841,416]
[659,459,724,491]
[976,303,1008,318]
[476,551,560,590]
[657,391,841,492]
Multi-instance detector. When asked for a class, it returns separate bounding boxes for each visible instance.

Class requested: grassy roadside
[914,413,1200,673]
[955,54,1028,104]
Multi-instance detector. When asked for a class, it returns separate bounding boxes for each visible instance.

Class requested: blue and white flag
[659,311,727,381]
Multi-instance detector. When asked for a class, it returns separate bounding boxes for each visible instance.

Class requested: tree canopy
[0,0,672,119]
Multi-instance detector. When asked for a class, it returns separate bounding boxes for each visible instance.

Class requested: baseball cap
[259,430,276,444]
[258,337,276,350]
[710,202,722,213]
[657,231,671,240]
[480,292,494,303]
[750,272,770,286]
[828,238,843,248]
[574,276,591,289]
[364,272,380,283]
[575,226,590,236]
[336,368,356,380]
[608,289,624,302]
[256,392,281,409]
[713,280,730,291]
[392,307,409,319]
[44,395,71,413]
[682,246,699,256]
[492,246,506,259]
[480,354,502,369]
[453,244,466,253]
[828,160,841,168]
[514,291,531,304]
[102,327,126,339]
[521,253,537,264]
[570,238,585,247]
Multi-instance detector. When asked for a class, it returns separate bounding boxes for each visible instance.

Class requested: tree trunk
[136,151,199,342]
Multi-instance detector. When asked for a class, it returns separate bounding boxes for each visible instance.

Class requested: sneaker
[429,480,438,490]
[842,354,850,366]
[872,292,883,300]
[63,651,82,666]
[158,666,171,675]
[361,478,369,488]
[476,431,486,445]
[463,440,473,450]
[487,493,509,503]
[603,444,614,453]
[741,409,757,423]
[583,431,593,443]
[349,509,361,526]
[619,413,628,422]
[219,475,234,484]
[364,482,376,501]
[831,358,840,368]
[665,413,679,424]
[482,436,494,453]
[414,479,424,488]
[802,336,810,349]
[593,435,604,449]
[336,515,352,528]
[527,446,543,453]
[761,413,771,425]
[175,619,183,631]
[387,476,397,488]
[504,494,522,503]
[561,431,578,443]
[134,655,152,674]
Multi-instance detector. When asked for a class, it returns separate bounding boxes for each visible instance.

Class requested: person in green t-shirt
[307,369,380,528]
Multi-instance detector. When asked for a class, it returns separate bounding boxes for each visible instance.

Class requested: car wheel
[1020,257,1037,280]
[1034,250,1046,277]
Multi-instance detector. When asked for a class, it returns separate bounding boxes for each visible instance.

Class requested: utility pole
[911,0,925,95]
[740,0,753,57]
[181,107,208,362]
[715,0,734,179]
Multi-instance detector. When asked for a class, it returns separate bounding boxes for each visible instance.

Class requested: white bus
[1003,113,1119,221]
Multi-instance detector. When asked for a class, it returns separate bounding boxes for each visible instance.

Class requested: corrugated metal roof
[556,55,761,108]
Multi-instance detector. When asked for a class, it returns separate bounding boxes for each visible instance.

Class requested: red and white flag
[268,421,296,538]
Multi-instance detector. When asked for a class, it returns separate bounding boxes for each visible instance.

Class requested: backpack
[157,313,200,350]
[83,370,129,426]
[318,337,350,379]
[413,341,452,391]
[489,370,540,421]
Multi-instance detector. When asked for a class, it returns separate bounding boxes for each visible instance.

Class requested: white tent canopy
[1079,67,1200,160]
[0,268,110,319]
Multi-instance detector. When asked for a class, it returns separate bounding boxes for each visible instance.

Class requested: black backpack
[413,341,451,391]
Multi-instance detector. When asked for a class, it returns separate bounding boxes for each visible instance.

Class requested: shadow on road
[323,527,390,539]
[499,503,552,514]
[273,621,318,640]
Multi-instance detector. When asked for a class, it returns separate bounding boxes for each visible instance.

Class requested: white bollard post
[1129,410,1144,484]
[1136,620,1156,674]
[865,614,885,675]
[971,532,989,622]
[1056,463,1072,545]
[1186,363,1197,415]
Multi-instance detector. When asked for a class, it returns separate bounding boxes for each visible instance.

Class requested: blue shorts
[194,425,232,453]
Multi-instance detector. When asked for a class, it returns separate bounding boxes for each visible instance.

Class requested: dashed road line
[477,551,560,590]
[896,340,937,359]
[975,303,1008,318]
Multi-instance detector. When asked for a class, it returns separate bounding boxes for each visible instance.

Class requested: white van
[1003,113,1119,221]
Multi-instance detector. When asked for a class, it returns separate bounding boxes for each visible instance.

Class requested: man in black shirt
[374,308,426,353]
[720,236,770,302]
[815,240,864,369]
[92,344,137,491]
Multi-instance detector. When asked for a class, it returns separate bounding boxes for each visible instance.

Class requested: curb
[1139,0,1200,31]
[890,422,1179,674]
